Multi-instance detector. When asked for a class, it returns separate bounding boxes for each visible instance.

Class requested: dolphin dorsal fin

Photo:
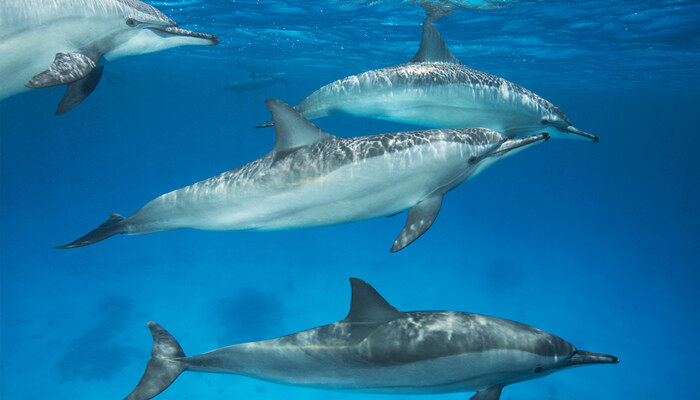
[410,20,460,64]
[343,278,404,324]
[265,99,333,153]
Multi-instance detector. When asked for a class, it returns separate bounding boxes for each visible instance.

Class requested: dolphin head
[467,131,550,177]
[103,0,218,61]
[541,108,599,142]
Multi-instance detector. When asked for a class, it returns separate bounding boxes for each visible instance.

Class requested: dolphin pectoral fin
[265,99,334,152]
[26,52,99,88]
[55,65,104,115]
[469,386,503,400]
[390,194,443,252]
[343,278,405,324]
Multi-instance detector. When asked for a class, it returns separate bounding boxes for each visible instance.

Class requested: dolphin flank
[0,0,218,115]
[123,278,618,400]
[57,99,548,251]
[256,14,597,142]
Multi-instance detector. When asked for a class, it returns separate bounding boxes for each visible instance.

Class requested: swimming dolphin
[123,278,618,400]
[225,71,288,93]
[57,99,548,252]
[0,0,218,115]
[256,17,597,142]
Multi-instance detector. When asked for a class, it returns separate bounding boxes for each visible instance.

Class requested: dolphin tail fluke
[566,350,619,366]
[254,119,274,128]
[124,322,186,400]
[55,213,127,249]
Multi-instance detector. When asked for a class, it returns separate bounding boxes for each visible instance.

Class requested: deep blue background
[1,1,698,399]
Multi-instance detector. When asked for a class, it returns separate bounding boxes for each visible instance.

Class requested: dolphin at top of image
[224,71,288,93]
[122,278,618,400]
[0,0,218,115]
[57,99,549,252]
[256,11,597,142]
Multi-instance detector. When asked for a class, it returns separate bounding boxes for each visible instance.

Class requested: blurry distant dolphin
[225,71,288,93]
[58,99,548,252]
[0,0,218,115]
[123,278,618,400]
[256,16,596,142]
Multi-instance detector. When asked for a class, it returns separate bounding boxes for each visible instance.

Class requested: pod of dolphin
[1,1,617,400]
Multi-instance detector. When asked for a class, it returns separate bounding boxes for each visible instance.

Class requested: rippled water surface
[1,1,698,400]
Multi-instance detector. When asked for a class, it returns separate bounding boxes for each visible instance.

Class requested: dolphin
[57,99,549,252]
[123,278,618,400]
[0,0,218,115]
[256,16,597,142]
[225,71,288,93]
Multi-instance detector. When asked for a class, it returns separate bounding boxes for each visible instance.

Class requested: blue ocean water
[1,0,699,399]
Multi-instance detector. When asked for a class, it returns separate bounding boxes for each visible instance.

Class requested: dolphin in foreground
[57,99,549,252]
[0,0,218,115]
[123,278,618,400]
[256,16,597,142]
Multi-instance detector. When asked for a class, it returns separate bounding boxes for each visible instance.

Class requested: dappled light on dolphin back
[57,99,548,251]
[122,278,618,400]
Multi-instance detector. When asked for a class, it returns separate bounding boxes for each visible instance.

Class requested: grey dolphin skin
[0,0,218,115]
[57,99,549,252]
[256,15,597,142]
[123,278,618,400]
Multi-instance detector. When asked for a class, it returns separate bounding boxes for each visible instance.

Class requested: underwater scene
[1,0,699,399]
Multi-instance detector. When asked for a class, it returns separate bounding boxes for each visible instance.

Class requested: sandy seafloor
[1,1,699,399]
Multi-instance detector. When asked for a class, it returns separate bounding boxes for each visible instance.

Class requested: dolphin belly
[0,18,115,100]
[184,343,554,393]
[123,141,468,234]
[307,81,543,136]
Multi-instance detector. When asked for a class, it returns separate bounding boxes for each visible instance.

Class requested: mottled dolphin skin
[256,17,597,142]
[123,278,618,400]
[57,99,549,251]
[0,0,218,114]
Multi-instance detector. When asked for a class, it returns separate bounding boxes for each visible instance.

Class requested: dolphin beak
[469,132,549,165]
[564,350,619,367]
[151,26,219,45]
[497,132,550,155]
[559,125,599,142]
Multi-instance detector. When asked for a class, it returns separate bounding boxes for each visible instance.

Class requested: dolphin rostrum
[123,278,618,400]
[256,15,597,142]
[57,99,549,251]
[0,0,218,115]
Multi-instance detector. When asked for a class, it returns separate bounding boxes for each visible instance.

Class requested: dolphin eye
[534,365,544,373]
[468,156,477,164]
[126,18,137,27]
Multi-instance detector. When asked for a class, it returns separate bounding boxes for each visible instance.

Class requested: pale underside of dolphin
[57,99,549,251]
[0,0,218,115]
[256,15,597,142]
[123,278,618,400]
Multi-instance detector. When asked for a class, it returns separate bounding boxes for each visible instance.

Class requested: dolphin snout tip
[542,132,550,141]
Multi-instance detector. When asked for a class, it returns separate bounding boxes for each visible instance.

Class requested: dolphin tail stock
[565,350,619,367]
[55,213,127,249]
[124,322,186,400]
